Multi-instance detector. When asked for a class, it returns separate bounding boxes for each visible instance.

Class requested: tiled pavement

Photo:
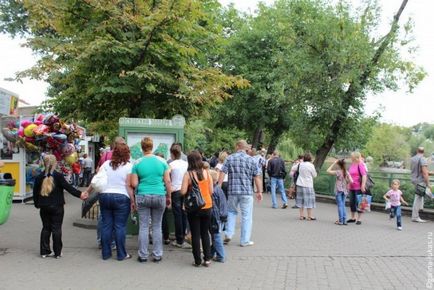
[0,194,432,290]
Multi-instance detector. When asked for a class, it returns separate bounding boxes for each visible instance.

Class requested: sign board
[0,88,19,116]
[119,115,185,160]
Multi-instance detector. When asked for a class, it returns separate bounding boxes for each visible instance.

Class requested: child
[383,180,408,231]
[326,159,353,225]
[209,170,228,263]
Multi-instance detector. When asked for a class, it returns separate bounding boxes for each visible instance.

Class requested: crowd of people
[32,138,433,264]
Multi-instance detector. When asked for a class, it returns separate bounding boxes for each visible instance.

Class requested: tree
[0,0,247,132]
[364,123,410,165]
[216,0,424,169]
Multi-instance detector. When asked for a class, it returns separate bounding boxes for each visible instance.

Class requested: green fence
[312,170,434,208]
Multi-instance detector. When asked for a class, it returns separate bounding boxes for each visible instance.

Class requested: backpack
[210,185,228,234]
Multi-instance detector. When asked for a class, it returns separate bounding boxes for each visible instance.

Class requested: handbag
[415,183,427,196]
[184,171,205,213]
[90,165,108,193]
[358,165,374,194]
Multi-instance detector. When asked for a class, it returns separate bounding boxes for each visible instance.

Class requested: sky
[0,0,433,127]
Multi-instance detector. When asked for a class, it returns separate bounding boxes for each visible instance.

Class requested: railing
[311,170,434,208]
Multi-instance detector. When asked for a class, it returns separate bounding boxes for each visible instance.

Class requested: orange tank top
[196,171,212,210]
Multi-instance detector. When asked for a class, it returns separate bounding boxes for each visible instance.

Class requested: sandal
[299,216,306,220]
[334,220,340,225]
[307,217,317,221]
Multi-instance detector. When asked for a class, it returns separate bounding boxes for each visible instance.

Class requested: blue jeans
[136,194,166,259]
[99,193,131,260]
[335,192,347,224]
[390,206,402,227]
[225,195,254,245]
[211,221,225,262]
[97,213,115,247]
[270,177,288,208]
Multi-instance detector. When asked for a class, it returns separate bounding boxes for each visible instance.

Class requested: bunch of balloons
[1,114,82,166]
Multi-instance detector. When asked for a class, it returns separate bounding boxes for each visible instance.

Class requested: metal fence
[312,170,434,208]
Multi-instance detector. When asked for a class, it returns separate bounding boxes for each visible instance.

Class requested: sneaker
[153,256,162,263]
[240,241,254,247]
[181,242,192,249]
[412,218,427,223]
[212,257,225,263]
[137,256,147,263]
[291,205,299,209]
[55,253,63,259]
[202,260,211,267]
[397,226,403,231]
[347,219,356,223]
[164,239,170,245]
[355,221,362,225]
[223,237,231,245]
[41,252,55,258]
[172,241,182,248]
[281,204,288,209]
[111,244,117,251]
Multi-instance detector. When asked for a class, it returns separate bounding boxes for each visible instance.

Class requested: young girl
[327,159,353,225]
[383,179,408,231]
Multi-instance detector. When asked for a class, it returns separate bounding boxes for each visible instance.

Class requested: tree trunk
[267,131,283,155]
[312,0,409,171]
[251,127,263,150]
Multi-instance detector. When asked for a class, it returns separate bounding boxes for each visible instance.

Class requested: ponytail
[40,155,57,197]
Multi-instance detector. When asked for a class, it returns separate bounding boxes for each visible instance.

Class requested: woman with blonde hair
[347,152,367,225]
[215,151,229,198]
[33,154,87,258]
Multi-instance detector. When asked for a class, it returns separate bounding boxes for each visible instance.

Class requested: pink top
[385,190,403,207]
[98,151,113,168]
[348,163,367,191]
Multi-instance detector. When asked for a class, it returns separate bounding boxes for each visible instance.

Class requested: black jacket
[267,157,286,179]
[33,171,81,208]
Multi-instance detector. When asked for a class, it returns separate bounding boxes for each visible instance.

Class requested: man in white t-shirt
[168,144,190,248]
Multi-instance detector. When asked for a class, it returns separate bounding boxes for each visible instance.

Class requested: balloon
[1,128,18,142]
[61,143,76,156]
[64,152,78,165]
[25,137,35,143]
[53,133,67,142]
[24,141,39,152]
[33,124,50,136]
[24,124,38,137]
[34,120,42,126]
[21,120,32,128]
[18,127,24,137]
[43,114,59,126]
[53,150,63,161]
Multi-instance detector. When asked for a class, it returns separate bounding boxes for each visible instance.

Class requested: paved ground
[0,193,432,290]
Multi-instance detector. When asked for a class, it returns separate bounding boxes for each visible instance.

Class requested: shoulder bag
[90,163,108,193]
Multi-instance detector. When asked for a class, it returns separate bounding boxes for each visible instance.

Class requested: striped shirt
[221,150,260,196]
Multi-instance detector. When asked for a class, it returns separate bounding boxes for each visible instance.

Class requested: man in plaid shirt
[218,140,263,247]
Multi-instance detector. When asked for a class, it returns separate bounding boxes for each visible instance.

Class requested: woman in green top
[130,137,171,263]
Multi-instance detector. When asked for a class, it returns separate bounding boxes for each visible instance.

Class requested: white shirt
[296,162,317,188]
[101,160,132,198]
[170,159,188,191]
[83,157,93,169]
[215,162,228,182]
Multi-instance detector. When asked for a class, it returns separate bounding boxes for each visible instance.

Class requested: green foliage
[364,123,411,165]
[0,0,247,134]
[214,0,424,170]
[277,135,304,161]
[184,119,246,155]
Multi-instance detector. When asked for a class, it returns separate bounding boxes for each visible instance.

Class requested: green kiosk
[119,115,185,235]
